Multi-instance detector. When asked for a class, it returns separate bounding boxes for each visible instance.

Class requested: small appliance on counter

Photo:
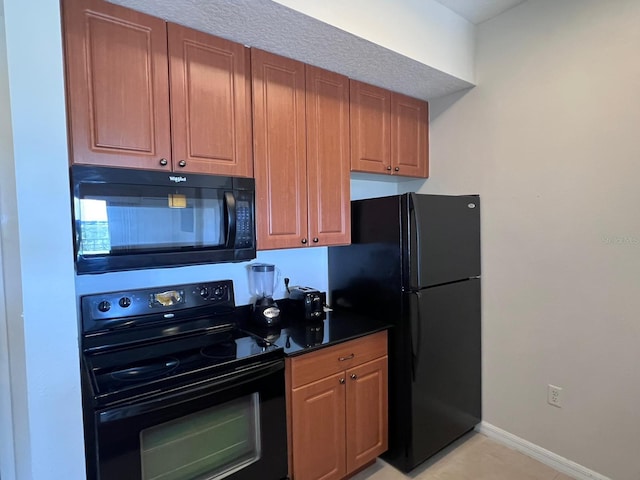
[285,280,326,321]
[249,263,281,326]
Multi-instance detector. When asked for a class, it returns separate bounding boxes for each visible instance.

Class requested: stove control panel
[81,280,235,333]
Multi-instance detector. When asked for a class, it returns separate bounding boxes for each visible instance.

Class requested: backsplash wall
[75,247,329,306]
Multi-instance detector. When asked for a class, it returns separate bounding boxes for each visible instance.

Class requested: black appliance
[71,165,256,274]
[288,287,326,321]
[328,193,481,472]
[80,280,288,480]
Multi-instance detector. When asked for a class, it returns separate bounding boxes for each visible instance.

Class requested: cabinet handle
[178,160,187,167]
[386,166,392,171]
[350,374,357,380]
[339,378,345,384]
[313,237,319,243]
[394,167,400,172]
[338,353,354,362]
[159,158,168,166]
[301,238,307,245]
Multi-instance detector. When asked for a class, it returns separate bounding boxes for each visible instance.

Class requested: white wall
[426,1,640,479]
[0,7,17,479]
[273,0,475,83]
[1,0,86,477]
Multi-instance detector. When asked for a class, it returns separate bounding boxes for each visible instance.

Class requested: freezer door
[407,278,481,468]
[408,193,480,289]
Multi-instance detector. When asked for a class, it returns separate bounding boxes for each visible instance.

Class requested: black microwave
[70,165,256,274]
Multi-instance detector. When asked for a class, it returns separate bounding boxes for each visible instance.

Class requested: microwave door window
[77,184,225,257]
[78,198,111,255]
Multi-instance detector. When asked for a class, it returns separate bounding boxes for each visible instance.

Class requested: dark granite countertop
[235,304,392,357]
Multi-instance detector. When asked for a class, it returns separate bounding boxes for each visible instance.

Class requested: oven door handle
[98,359,283,424]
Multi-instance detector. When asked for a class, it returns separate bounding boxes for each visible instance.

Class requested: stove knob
[98,301,111,313]
[199,287,210,298]
[213,285,224,298]
[119,297,131,308]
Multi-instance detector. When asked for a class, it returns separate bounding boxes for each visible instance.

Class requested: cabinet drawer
[289,331,387,388]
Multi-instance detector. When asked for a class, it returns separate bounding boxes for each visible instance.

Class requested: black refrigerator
[328,193,481,473]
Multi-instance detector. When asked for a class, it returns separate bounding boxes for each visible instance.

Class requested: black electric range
[81,280,282,408]
[80,280,289,480]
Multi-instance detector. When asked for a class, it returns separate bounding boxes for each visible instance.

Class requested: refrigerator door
[407,193,480,290]
[406,278,481,469]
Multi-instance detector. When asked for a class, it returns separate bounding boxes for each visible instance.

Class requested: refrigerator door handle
[409,193,423,290]
[409,290,422,382]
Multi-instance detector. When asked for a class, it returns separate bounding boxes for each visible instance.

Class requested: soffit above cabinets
[106,0,474,101]
[434,0,526,25]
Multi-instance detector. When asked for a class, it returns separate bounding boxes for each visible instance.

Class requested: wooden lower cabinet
[291,374,347,480]
[286,331,388,480]
[345,356,388,473]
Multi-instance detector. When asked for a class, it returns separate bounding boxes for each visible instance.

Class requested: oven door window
[76,183,226,256]
[140,393,260,480]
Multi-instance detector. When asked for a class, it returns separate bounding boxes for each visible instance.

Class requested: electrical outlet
[547,384,562,408]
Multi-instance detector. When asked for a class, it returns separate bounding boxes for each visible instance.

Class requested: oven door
[91,359,287,480]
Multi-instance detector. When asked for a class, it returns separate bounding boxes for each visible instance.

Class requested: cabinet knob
[394,167,400,172]
[339,378,345,384]
[350,374,358,380]
[178,160,187,167]
[301,238,307,245]
[313,237,319,243]
[386,166,392,171]
[159,158,168,166]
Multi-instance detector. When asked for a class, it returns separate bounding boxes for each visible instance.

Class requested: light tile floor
[352,432,574,480]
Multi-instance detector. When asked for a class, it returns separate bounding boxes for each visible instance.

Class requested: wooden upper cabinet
[350,81,391,174]
[63,0,252,175]
[63,0,171,169]
[392,92,429,178]
[350,79,429,178]
[345,356,388,473]
[252,49,307,250]
[306,65,351,247]
[168,24,252,177]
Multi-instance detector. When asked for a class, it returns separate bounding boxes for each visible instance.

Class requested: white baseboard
[475,421,612,480]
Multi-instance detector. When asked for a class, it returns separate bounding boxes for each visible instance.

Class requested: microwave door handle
[225,191,237,248]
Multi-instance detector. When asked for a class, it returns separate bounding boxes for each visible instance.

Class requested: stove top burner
[200,341,237,361]
[110,358,179,382]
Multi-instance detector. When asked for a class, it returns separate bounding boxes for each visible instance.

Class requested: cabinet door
[306,65,351,247]
[63,0,171,169]
[252,49,307,250]
[291,374,346,480]
[391,92,429,178]
[345,356,388,473]
[349,80,391,174]
[168,24,252,177]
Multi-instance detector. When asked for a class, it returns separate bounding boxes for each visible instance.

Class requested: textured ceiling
[107,0,473,100]
[434,0,526,24]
